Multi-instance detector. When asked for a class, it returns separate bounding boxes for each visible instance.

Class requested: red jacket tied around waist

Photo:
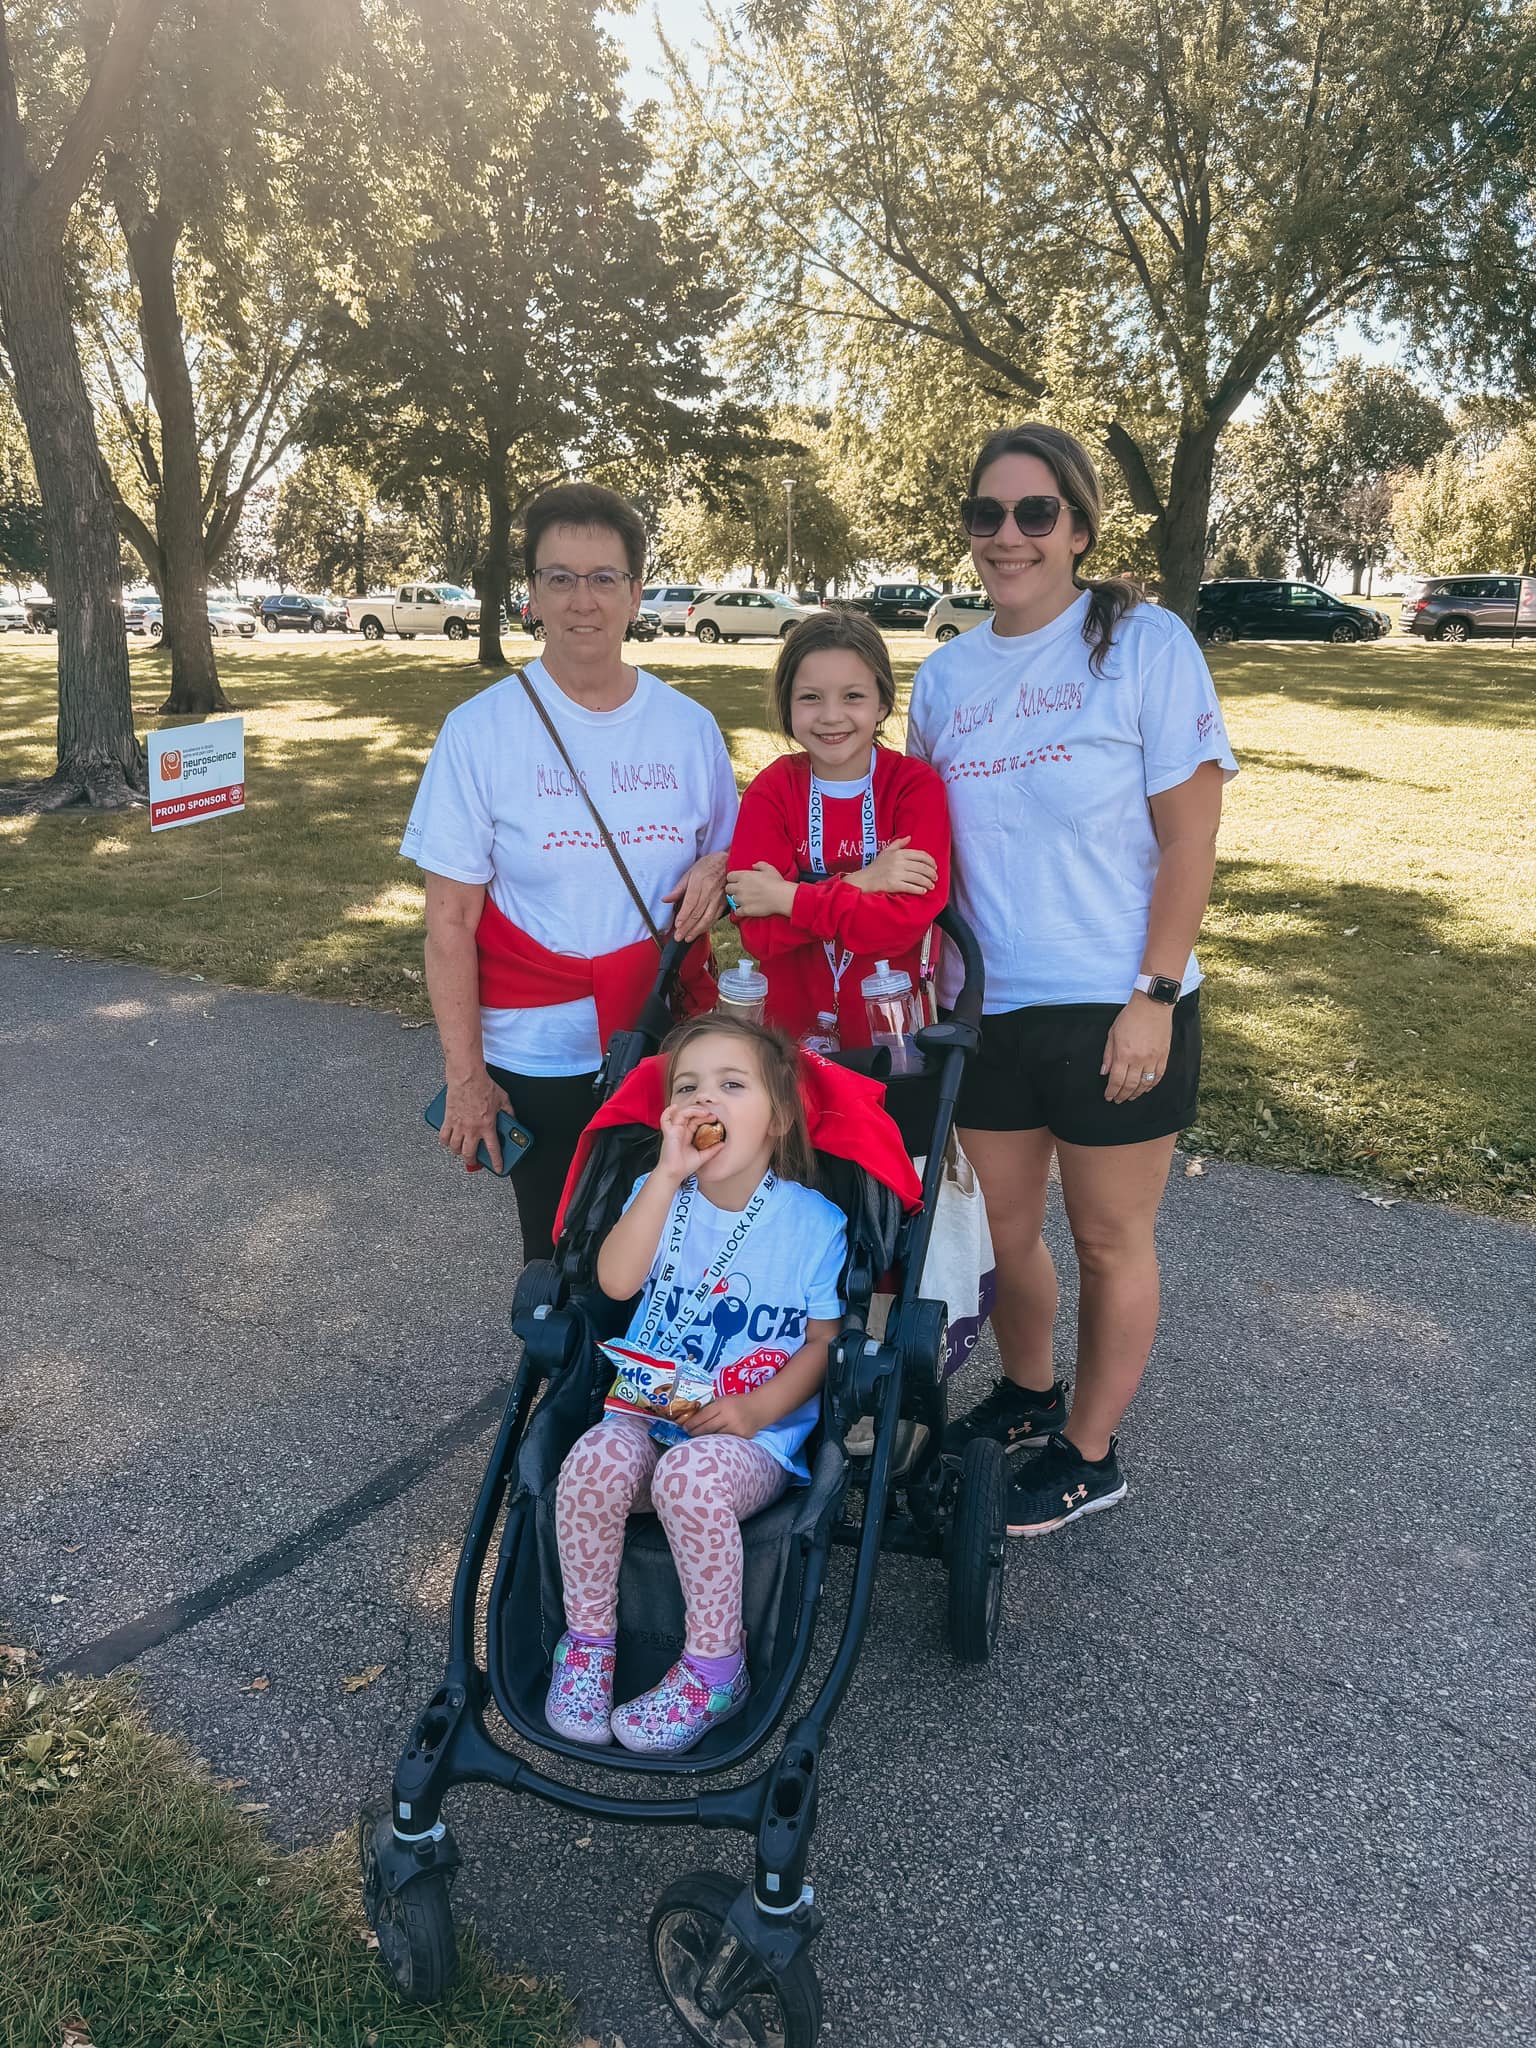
[728,746,951,1045]
[475,896,715,1049]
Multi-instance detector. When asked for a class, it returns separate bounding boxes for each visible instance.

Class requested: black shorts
[954,992,1201,1146]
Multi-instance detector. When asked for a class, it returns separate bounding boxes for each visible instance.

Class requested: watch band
[1133,972,1182,1004]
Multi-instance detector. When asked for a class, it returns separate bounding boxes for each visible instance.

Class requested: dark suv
[841,582,944,629]
[1196,580,1386,644]
[1401,574,1536,642]
[261,593,346,633]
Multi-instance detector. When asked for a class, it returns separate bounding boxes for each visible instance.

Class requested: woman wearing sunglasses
[907,423,1237,1538]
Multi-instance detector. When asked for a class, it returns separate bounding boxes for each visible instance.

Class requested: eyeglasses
[960,495,1063,539]
[532,567,632,596]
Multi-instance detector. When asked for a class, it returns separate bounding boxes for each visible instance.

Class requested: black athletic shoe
[946,1376,1071,1456]
[1006,1432,1127,1537]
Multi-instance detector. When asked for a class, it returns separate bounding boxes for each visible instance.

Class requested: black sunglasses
[960,494,1063,538]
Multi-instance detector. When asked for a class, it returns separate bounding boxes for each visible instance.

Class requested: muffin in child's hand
[667,1395,705,1422]
[692,1119,726,1152]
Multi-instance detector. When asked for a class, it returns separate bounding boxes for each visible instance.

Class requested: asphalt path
[2,950,1532,2048]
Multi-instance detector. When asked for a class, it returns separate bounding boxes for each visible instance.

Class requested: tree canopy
[669,0,1536,615]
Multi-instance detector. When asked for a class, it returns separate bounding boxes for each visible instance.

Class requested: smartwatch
[1133,972,1182,1006]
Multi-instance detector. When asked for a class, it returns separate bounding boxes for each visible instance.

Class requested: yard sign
[149,719,245,832]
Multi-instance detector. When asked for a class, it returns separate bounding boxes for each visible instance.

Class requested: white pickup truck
[345,583,480,642]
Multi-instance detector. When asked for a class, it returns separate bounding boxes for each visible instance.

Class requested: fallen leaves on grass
[341,1665,385,1695]
[214,1777,249,1792]
[1183,1157,1206,1177]
[236,1801,270,1814]
[61,2021,93,2047]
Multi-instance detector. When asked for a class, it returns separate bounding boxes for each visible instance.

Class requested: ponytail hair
[968,422,1144,677]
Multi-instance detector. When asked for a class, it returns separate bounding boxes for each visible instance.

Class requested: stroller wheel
[650,1870,822,2048]
[360,1811,459,2004]
[947,1437,1007,1662]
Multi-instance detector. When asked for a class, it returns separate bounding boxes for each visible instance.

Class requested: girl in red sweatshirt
[725,609,951,1048]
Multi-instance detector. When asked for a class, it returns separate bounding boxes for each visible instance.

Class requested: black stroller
[362,908,1005,2046]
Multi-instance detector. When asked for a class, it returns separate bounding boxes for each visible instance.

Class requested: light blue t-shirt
[619,1174,847,1482]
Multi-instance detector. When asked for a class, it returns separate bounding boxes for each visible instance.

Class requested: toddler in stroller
[363,912,1006,2046]
[547,1013,852,1754]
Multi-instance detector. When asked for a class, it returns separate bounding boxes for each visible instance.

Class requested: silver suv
[1402,574,1536,642]
[639,583,703,635]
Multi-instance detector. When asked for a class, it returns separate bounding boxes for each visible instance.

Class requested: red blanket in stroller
[554,1049,924,1241]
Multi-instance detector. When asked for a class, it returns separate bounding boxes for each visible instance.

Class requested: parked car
[627,607,661,643]
[345,583,478,641]
[1196,580,1385,644]
[686,588,820,643]
[208,601,258,638]
[262,593,337,634]
[925,591,993,641]
[841,581,945,629]
[639,583,703,635]
[0,601,31,632]
[1401,573,1536,642]
[23,595,57,632]
[123,597,164,639]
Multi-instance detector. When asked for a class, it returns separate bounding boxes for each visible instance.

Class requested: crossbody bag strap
[516,668,665,948]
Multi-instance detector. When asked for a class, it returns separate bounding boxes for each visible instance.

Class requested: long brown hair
[661,1014,817,1187]
[969,422,1143,676]
[768,608,897,740]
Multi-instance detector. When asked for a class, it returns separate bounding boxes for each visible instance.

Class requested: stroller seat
[487,1324,851,1769]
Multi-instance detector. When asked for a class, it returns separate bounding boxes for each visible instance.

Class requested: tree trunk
[1349,554,1365,594]
[0,210,144,808]
[1150,426,1219,623]
[477,436,510,668]
[353,510,366,595]
[122,203,228,715]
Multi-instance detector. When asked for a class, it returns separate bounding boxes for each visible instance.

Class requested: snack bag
[647,1358,716,1448]
[600,1340,677,1426]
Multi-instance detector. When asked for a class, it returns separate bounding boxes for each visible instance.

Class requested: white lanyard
[808,751,878,1015]
[631,1169,778,1359]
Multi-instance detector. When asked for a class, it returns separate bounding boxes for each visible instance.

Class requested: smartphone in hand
[423,1086,535,1175]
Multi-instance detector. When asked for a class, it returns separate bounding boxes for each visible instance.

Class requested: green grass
[0,1650,569,2048]
[1,630,1532,1217]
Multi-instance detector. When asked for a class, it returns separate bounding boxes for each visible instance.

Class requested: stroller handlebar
[933,905,984,1026]
[642,906,986,1034]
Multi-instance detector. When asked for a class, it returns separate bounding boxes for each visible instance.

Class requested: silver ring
[1140,1070,1157,1082]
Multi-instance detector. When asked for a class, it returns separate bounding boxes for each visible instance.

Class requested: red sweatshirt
[729,746,951,1045]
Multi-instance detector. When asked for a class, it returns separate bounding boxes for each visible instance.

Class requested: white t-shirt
[907,592,1238,1010]
[400,659,738,1073]
[621,1173,847,1483]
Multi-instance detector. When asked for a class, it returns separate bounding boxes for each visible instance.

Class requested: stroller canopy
[554,1049,924,1244]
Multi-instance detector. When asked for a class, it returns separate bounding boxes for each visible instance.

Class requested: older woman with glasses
[401,482,736,1263]
[907,423,1238,1539]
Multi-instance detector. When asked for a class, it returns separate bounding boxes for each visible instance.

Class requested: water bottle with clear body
[715,954,769,1025]
[800,1010,840,1055]
[861,959,923,1074]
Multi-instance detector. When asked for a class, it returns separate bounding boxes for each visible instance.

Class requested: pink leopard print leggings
[555,1416,788,1657]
